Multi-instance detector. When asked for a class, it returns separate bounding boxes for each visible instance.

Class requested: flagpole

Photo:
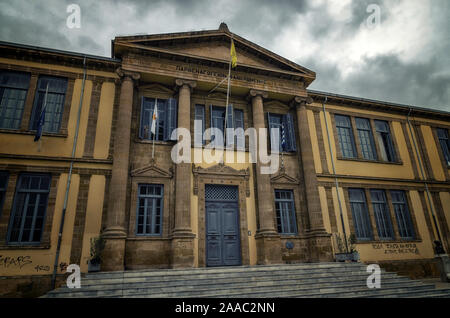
[223,39,233,163]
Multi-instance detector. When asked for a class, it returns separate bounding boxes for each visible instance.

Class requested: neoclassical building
[0,24,449,296]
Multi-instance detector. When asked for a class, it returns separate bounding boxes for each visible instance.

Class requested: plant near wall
[89,236,105,266]
[334,233,359,262]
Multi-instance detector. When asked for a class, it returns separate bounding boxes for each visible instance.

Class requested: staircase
[43,262,450,298]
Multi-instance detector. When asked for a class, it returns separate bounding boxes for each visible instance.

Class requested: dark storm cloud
[0,0,448,111]
[307,54,450,111]
[0,2,70,49]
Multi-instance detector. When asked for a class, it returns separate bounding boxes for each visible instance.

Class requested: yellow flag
[230,39,237,68]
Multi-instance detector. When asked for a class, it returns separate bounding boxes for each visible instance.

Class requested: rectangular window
[356,118,377,160]
[210,105,225,147]
[209,105,242,148]
[0,171,8,216]
[0,71,30,129]
[335,115,357,158]
[267,113,296,152]
[140,97,178,141]
[194,104,205,146]
[136,184,163,236]
[30,76,67,133]
[391,191,415,240]
[7,174,51,245]
[370,190,394,240]
[274,190,297,235]
[348,188,373,240]
[437,128,450,166]
[375,120,396,162]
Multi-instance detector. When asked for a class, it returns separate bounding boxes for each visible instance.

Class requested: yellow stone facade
[0,24,448,297]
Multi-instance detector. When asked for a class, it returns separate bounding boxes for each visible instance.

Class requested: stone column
[171,79,196,268]
[101,68,140,271]
[249,89,282,265]
[294,96,332,261]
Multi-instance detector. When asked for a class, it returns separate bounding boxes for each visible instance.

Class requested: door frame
[194,164,251,267]
[205,188,241,267]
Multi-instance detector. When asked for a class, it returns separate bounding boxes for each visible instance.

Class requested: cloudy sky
[1,0,449,111]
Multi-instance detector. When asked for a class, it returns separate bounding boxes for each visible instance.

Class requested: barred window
[7,174,51,244]
[136,184,164,235]
[391,191,415,240]
[335,115,357,158]
[370,190,394,240]
[0,71,30,129]
[356,118,377,160]
[348,188,373,240]
[275,190,297,235]
[437,128,450,166]
[30,76,67,133]
[375,120,396,162]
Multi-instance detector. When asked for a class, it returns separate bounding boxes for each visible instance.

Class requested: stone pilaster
[171,79,196,268]
[294,96,333,262]
[249,89,282,265]
[101,68,140,271]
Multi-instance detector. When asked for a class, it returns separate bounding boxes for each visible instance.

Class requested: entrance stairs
[43,262,450,298]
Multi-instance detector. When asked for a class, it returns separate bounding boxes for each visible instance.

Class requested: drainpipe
[322,96,349,253]
[51,56,87,289]
[406,108,444,252]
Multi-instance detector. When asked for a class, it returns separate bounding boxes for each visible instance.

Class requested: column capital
[248,89,268,100]
[116,67,140,83]
[293,96,313,108]
[175,78,197,91]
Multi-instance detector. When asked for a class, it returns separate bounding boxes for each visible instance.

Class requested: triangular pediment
[113,24,315,82]
[139,83,174,95]
[271,168,299,184]
[131,160,173,178]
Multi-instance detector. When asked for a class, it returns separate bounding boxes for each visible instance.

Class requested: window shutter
[164,98,178,141]
[139,97,151,139]
[209,104,214,146]
[194,105,205,146]
[267,112,275,151]
[234,109,244,150]
[225,104,234,148]
[283,113,297,152]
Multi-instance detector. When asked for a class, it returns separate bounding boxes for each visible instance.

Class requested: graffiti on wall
[371,243,419,255]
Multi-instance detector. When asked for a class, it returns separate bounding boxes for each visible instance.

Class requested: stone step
[74,268,394,288]
[47,277,424,298]
[121,283,436,298]
[79,265,383,285]
[370,288,450,298]
[81,262,365,280]
[44,262,449,298]
[49,272,406,296]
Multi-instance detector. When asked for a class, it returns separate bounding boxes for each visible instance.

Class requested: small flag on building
[230,39,237,68]
[281,124,286,152]
[150,102,158,136]
[34,84,49,142]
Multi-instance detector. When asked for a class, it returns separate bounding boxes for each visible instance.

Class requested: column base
[255,231,282,265]
[306,231,334,262]
[170,232,196,269]
[101,237,126,272]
